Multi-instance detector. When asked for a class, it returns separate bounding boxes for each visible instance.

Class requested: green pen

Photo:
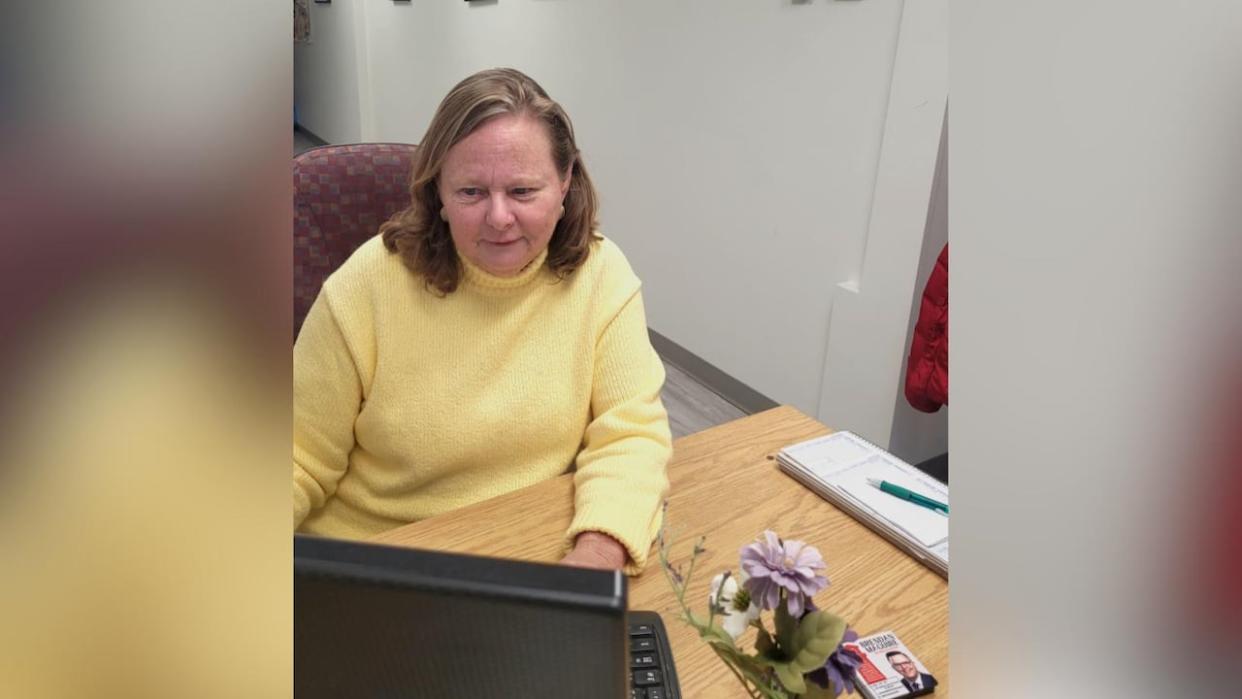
[866,478,949,515]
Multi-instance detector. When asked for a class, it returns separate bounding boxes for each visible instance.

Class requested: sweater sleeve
[293,290,364,528]
[565,288,672,575]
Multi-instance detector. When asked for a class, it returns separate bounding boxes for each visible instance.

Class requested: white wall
[815,0,947,454]
[887,112,948,464]
[296,0,947,453]
[293,0,369,143]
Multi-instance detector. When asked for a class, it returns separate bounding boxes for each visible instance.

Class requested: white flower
[708,571,761,640]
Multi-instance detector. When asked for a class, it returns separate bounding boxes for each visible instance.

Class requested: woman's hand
[560,532,629,571]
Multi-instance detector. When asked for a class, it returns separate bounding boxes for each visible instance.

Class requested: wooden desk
[372,406,949,698]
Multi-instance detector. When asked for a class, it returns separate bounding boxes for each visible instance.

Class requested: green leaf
[788,611,847,675]
[754,627,778,659]
[773,599,798,657]
[771,661,807,694]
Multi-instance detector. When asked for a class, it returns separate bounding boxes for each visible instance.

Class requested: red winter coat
[905,245,948,412]
[1192,366,1242,636]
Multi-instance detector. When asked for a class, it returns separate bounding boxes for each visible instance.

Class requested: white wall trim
[887,108,949,463]
[816,0,948,450]
[352,0,376,141]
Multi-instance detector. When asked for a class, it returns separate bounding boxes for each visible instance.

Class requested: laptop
[295,535,682,698]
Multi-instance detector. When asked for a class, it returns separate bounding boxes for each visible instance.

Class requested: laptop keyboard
[628,610,680,699]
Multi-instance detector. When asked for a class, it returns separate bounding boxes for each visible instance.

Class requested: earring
[557,205,565,219]
[440,208,448,222]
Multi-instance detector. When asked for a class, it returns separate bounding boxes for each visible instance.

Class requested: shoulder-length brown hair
[380,68,600,294]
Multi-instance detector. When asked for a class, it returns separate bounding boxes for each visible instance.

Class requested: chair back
[293,143,418,337]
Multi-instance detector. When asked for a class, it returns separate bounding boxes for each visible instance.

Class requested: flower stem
[657,531,695,624]
[681,535,705,602]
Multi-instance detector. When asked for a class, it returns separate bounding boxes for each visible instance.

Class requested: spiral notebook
[777,431,948,578]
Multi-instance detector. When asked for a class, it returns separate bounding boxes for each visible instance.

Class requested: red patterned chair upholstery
[293,143,418,338]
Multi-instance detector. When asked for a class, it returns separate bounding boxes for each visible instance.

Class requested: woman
[293,68,671,574]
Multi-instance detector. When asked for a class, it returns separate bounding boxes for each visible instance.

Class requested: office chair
[293,142,418,338]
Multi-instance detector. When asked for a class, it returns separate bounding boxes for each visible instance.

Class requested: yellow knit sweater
[293,234,671,573]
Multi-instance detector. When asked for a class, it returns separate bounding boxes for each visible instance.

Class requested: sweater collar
[457,246,549,292]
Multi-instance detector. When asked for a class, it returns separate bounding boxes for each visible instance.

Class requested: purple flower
[739,530,828,617]
[806,628,863,696]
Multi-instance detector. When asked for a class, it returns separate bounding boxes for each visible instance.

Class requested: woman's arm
[293,291,364,527]
[563,289,672,574]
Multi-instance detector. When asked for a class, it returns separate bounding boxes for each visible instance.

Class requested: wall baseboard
[648,329,779,416]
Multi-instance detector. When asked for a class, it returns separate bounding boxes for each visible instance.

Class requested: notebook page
[784,431,876,479]
[835,454,948,547]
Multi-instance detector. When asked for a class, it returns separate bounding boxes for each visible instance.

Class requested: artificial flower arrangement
[658,529,864,698]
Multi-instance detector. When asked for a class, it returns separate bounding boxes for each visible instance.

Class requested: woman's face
[438,113,571,277]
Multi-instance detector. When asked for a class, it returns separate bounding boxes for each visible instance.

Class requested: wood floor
[295,129,752,437]
[660,360,748,439]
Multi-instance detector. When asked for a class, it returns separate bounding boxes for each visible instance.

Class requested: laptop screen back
[294,535,628,699]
